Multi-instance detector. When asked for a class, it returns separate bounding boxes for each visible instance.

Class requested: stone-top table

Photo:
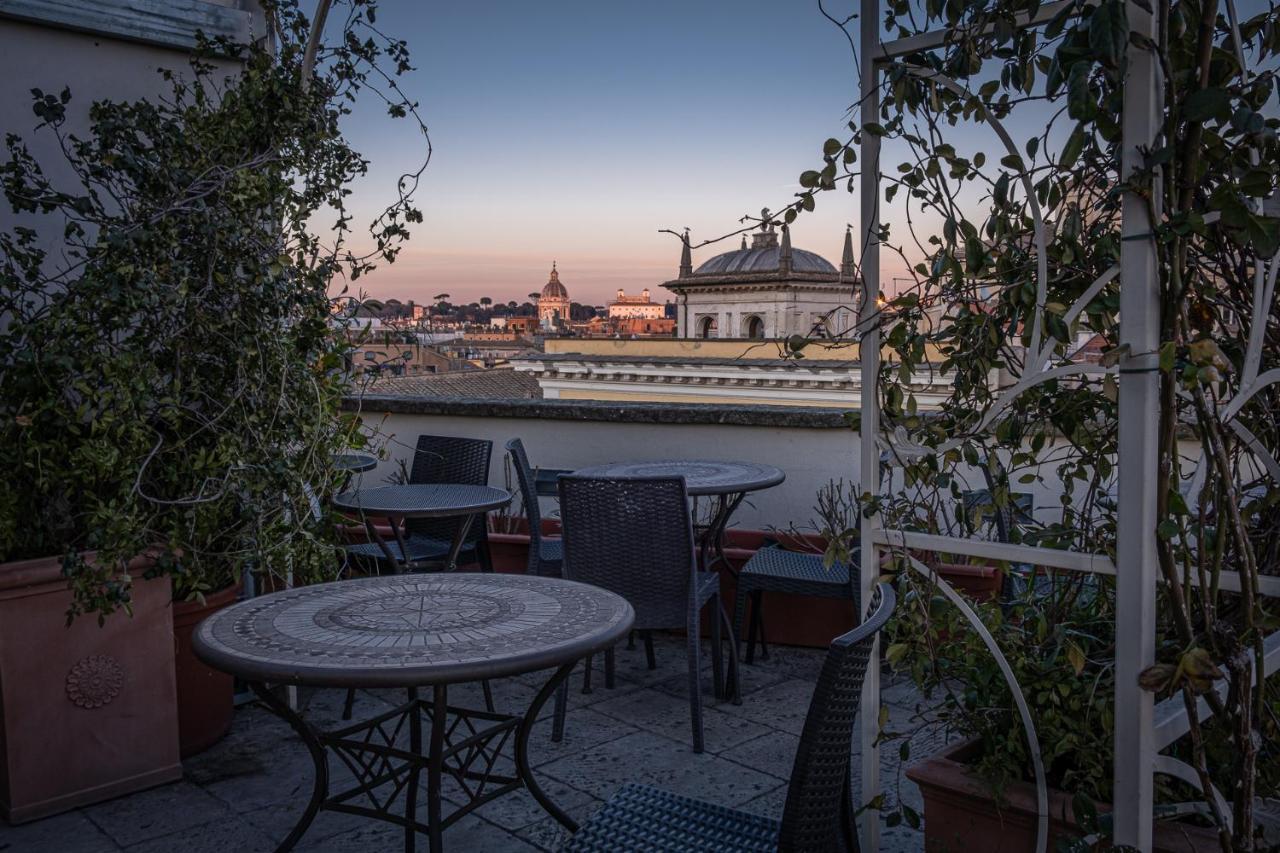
[194,573,633,853]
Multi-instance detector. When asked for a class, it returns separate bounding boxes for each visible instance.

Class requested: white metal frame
[855,1,1280,850]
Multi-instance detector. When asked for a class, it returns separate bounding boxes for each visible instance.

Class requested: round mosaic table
[194,573,634,853]
[332,484,511,573]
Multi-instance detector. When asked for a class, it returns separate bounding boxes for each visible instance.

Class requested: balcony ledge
[342,394,858,430]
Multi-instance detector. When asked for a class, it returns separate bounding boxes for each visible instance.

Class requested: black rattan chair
[505,438,564,577]
[733,544,859,664]
[343,434,495,572]
[562,582,896,853]
[556,474,740,753]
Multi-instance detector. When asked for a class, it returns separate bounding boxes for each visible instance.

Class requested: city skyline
[335,0,886,307]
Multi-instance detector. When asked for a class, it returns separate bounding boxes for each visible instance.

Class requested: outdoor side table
[570,460,785,573]
[333,484,510,573]
[193,573,634,853]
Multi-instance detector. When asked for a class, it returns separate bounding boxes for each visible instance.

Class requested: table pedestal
[251,662,576,853]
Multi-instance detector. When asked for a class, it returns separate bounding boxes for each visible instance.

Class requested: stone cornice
[0,0,253,51]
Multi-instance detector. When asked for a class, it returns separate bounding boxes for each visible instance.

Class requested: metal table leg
[250,684,329,853]
[255,672,580,852]
[515,661,579,831]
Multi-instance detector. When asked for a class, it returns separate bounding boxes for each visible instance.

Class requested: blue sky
[339,0,871,306]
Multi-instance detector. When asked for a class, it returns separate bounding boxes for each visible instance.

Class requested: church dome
[694,246,836,275]
[693,227,837,276]
[541,263,569,300]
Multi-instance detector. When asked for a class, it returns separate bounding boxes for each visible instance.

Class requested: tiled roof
[362,368,542,399]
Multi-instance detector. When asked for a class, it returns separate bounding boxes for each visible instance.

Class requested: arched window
[697,316,717,339]
[744,315,764,339]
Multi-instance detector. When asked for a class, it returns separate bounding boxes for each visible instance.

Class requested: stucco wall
[0,3,259,257]
[353,405,862,533]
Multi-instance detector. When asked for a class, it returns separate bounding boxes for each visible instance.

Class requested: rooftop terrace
[3,636,940,853]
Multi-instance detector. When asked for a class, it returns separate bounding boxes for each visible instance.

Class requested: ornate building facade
[537,262,571,330]
[663,221,859,340]
[607,288,664,319]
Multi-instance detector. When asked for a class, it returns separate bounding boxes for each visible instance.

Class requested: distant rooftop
[364,368,542,399]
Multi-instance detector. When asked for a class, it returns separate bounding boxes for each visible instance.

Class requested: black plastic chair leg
[342,687,356,720]
[643,631,657,670]
[732,585,750,663]
[686,613,704,754]
[581,654,593,694]
[709,596,725,701]
[482,679,495,712]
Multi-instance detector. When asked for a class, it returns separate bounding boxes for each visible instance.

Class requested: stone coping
[515,352,860,370]
[341,395,858,429]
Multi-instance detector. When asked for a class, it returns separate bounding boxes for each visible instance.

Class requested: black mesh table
[333,451,378,474]
[332,484,510,573]
[193,573,634,853]
[571,460,785,572]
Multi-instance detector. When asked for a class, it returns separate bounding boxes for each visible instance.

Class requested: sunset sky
[338,1,880,307]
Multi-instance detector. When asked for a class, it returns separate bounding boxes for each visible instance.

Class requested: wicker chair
[505,438,563,577]
[732,544,859,664]
[562,583,896,853]
[343,434,494,572]
[557,474,740,753]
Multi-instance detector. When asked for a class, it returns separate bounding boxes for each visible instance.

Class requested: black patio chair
[732,543,859,664]
[556,474,740,754]
[343,434,495,572]
[562,582,896,853]
[505,438,563,577]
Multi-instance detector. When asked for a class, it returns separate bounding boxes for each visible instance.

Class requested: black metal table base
[251,661,576,853]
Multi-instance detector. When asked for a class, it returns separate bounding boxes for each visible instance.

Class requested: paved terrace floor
[3,635,948,853]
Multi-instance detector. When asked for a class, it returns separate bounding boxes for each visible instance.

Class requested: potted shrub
[0,0,423,793]
[884,570,1220,851]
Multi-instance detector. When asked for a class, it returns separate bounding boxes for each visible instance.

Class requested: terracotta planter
[906,739,1220,852]
[172,583,239,757]
[486,518,562,575]
[927,561,1003,602]
[0,553,182,823]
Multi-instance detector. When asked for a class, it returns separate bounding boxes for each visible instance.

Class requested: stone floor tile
[589,687,770,754]
[120,818,274,853]
[716,677,816,735]
[512,797,605,852]
[719,730,802,780]
[524,708,639,768]
[448,776,597,833]
[240,800,371,848]
[81,781,233,847]
[0,810,120,853]
[535,730,779,808]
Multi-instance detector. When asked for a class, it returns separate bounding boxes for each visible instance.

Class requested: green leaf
[1059,123,1086,169]
[1067,62,1095,121]
[1088,0,1128,65]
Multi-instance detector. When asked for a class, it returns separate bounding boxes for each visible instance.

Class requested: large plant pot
[172,583,239,757]
[906,739,1220,852]
[0,554,182,823]
[486,518,562,575]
